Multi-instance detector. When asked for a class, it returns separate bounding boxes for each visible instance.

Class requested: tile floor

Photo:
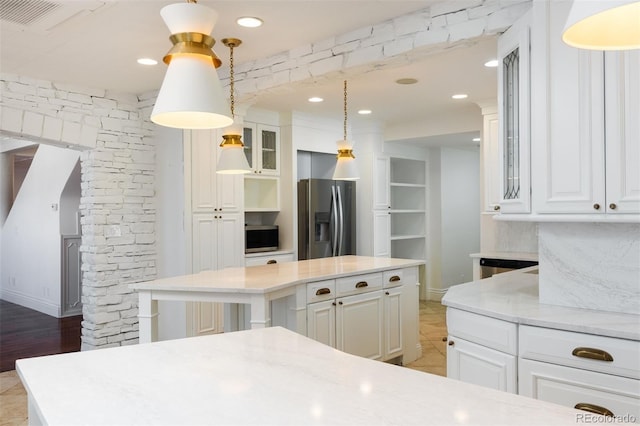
[0,300,446,425]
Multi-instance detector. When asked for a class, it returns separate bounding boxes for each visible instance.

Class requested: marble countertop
[469,251,539,261]
[17,327,584,425]
[442,268,640,341]
[131,256,424,294]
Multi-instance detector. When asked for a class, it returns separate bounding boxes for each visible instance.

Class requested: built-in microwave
[245,225,279,253]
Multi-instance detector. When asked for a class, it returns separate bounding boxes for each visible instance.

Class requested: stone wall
[0,75,156,350]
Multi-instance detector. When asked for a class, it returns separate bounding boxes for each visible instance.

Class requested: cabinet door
[307,300,336,348]
[242,123,256,171]
[373,154,390,210]
[531,1,606,214]
[497,11,531,214]
[447,336,517,393]
[257,124,280,176]
[605,50,640,214]
[372,210,391,258]
[519,359,640,421]
[383,286,403,361]
[336,290,384,360]
[481,109,501,212]
[190,129,218,212]
[216,213,244,269]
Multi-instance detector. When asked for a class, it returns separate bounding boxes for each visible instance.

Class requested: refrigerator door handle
[331,185,339,256]
[336,185,344,256]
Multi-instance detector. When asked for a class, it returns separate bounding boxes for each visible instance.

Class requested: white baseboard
[424,287,448,302]
[1,289,60,318]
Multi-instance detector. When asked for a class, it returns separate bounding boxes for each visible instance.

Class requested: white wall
[154,126,188,340]
[427,146,481,299]
[1,144,80,316]
[59,159,81,235]
[440,147,480,287]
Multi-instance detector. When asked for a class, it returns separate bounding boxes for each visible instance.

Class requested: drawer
[307,280,336,303]
[245,253,294,267]
[336,272,382,297]
[446,308,518,355]
[519,358,640,421]
[520,325,640,380]
[382,269,404,288]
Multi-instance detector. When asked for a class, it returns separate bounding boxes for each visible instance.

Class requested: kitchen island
[17,326,586,425]
[131,256,423,363]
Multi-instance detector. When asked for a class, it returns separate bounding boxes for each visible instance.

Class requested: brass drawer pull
[572,347,614,362]
[266,260,277,264]
[355,281,368,288]
[315,288,331,296]
[574,403,614,417]
[389,275,401,282]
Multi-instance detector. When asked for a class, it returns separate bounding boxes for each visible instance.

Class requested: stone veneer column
[0,75,156,349]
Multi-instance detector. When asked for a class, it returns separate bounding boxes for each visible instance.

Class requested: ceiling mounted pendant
[151,0,233,129]
[562,0,640,50]
[216,38,251,175]
[332,80,359,181]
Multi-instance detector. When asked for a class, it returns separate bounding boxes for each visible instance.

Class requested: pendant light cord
[343,80,347,140]
[229,44,235,118]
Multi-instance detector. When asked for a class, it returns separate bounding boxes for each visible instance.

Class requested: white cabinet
[185,129,245,337]
[243,123,280,176]
[497,10,531,214]
[372,210,391,258]
[446,308,518,393]
[530,1,640,216]
[519,325,640,421]
[305,267,419,363]
[479,105,501,213]
[245,251,294,267]
[373,154,390,210]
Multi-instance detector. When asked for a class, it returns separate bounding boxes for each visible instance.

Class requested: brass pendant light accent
[216,37,251,174]
[333,80,359,180]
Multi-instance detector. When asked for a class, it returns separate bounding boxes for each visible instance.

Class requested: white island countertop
[131,255,424,294]
[17,327,586,425]
[442,268,640,341]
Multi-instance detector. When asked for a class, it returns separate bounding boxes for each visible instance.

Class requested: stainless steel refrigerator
[298,179,356,260]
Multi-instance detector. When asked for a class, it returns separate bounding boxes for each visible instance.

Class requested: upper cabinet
[243,122,280,176]
[496,2,639,220]
[531,1,639,216]
[497,11,531,214]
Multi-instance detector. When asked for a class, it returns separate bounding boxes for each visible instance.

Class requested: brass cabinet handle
[315,288,331,296]
[338,301,343,305]
[494,205,501,211]
[572,347,614,362]
[389,275,401,282]
[332,302,336,306]
[593,203,601,210]
[574,403,614,417]
[355,281,368,288]
[448,340,455,346]
[266,260,277,264]
[609,203,617,210]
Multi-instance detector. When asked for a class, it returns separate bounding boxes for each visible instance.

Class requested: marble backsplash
[538,222,640,315]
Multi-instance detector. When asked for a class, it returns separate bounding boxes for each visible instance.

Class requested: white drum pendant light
[151,1,233,129]
[562,0,640,50]
[332,80,359,181]
[216,38,251,174]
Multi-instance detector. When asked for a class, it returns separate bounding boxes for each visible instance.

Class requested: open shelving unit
[389,157,426,260]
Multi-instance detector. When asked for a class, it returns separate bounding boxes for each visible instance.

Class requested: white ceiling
[0,0,499,146]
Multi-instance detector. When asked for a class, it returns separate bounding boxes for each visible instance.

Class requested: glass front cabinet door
[497,11,531,214]
[243,122,280,176]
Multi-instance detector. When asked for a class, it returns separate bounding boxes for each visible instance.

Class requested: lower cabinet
[245,251,294,267]
[446,337,517,393]
[307,268,410,363]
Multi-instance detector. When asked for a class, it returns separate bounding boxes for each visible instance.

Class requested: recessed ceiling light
[137,58,158,66]
[484,59,499,67]
[237,17,263,28]
[451,94,468,100]
[308,97,323,103]
[395,78,418,85]
[358,109,372,115]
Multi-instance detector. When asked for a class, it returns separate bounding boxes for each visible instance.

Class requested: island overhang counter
[131,256,424,360]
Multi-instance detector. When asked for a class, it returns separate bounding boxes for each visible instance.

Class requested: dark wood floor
[0,299,82,372]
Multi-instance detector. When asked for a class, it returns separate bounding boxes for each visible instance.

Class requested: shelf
[390,182,425,188]
[390,234,425,241]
